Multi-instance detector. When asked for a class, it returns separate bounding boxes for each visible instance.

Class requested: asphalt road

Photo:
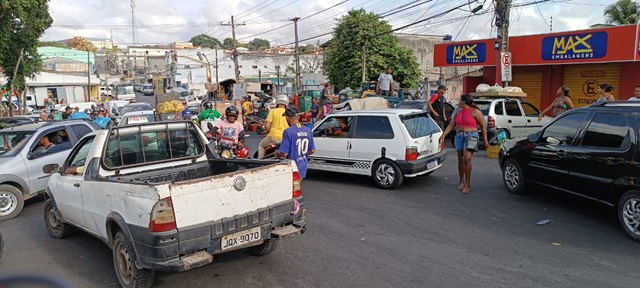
[2,132,640,287]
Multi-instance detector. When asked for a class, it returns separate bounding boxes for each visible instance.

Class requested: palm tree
[590,0,640,28]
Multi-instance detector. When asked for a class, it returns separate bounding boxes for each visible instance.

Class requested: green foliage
[325,9,420,89]
[247,38,270,51]
[0,0,53,90]
[38,40,65,48]
[222,37,236,50]
[605,0,640,25]
[189,34,221,48]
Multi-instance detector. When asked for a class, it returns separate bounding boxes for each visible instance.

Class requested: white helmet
[275,95,289,107]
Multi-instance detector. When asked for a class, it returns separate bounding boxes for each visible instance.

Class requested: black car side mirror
[527,133,540,143]
[42,163,60,174]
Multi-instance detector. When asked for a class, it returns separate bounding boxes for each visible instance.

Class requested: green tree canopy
[591,0,640,27]
[38,40,66,48]
[247,38,270,51]
[0,0,53,91]
[325,9,420,89]
[189,34,221,48]
[222,37,237,50]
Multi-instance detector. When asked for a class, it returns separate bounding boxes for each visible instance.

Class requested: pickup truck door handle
[73,183,80,188]
[527,119,531,123]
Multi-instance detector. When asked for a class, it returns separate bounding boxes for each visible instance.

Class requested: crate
[486,145,500,159]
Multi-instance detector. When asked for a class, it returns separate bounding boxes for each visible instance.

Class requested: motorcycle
[252,141,280,159]
[205,123,249,159]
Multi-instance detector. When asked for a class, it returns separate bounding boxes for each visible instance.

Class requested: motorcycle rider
[214,106,246,147]
[199,101,222,121]
[258,95,289,159]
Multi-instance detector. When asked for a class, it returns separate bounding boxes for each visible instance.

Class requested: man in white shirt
[376,67,394,96]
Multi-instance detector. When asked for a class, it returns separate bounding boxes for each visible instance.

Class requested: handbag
[461,108,479,152]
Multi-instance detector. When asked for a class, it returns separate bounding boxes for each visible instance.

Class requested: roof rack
[469,92,527,99]
[588,101,640,107]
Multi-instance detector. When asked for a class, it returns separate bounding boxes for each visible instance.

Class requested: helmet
[235,146,249,158]
[275,95,289,107]
[84,108,92,114]
[204,101,213,109]
[225,106,239,117]
[182,109,193,118]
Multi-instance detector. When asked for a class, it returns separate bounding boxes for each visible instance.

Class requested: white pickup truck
[42,121,306,288]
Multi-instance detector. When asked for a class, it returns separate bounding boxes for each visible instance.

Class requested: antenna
[130,0,138,44]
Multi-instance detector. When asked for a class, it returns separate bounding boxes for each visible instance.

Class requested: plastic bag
[488,84,504,92]
[504,86,523,93]
[476,83,491,92]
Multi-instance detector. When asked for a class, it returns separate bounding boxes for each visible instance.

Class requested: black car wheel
[618,191,640,242]
[502,158,527,194]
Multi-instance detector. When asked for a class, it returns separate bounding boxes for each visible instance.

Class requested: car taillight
[487,116,495,129]
[405,146,418,161]
[149,197,177,232]
[293,172,302,198]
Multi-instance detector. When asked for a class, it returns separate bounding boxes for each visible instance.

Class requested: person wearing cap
[376,67,394,96]
[428,85,449,130]
[276,106,315,179]
[62,106,73,120]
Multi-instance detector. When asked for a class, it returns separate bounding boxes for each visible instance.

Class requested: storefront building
[433,24,640,111]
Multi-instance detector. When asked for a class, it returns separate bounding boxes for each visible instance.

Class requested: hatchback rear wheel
[372,159,403,189]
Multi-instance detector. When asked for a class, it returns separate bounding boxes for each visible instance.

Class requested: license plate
[221,226,262,251]
[427,160,438,170]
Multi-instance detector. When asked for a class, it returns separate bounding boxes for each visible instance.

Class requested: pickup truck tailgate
[168,162,294,229]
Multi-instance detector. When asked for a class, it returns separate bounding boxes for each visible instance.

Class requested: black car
[395,100,456,144]
[499,101,640,242]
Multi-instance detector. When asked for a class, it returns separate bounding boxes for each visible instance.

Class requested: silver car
[0,120,97,220]
[473,98,552,141]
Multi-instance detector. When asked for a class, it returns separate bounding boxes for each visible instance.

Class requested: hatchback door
[348,115,397,175]
[565,112,633,201]
[503,100,528,137]
[309,116,352,173]
[520,101,548,134]
[527,112,588,191]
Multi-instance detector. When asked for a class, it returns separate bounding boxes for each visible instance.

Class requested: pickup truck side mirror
[42,163,60,174]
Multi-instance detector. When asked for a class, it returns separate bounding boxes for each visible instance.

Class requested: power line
[244,0,300,22]
[236,0,276,18]
[535,3,551,30]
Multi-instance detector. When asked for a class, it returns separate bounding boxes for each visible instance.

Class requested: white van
[115,85,135,102]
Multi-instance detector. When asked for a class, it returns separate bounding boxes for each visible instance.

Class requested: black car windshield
[474,102,491,115]
[396,102,426,110]
[0,131,34,157]
[121,104,154,115]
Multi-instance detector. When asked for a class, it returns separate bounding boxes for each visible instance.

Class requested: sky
[41,0,618,47]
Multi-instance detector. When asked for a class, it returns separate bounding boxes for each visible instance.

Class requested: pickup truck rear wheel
[372,159,404,189]
[44,200,75,239]
[113,232,155,288]
[0,184,24,221]
[249,238,279,256]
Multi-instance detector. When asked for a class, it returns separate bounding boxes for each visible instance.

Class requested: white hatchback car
[310,109,447,189]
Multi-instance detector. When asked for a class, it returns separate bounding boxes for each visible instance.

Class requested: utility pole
[361,45,367,84]
[87,50,91,102]
[215,48,219,83]
[550,16,553,32]
[221,15,245,81]
[258,69,262,83]
[293,17,301,94]
[494,0,511,86]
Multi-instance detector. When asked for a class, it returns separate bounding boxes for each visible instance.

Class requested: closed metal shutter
[563,63,620,108]
[509,72,543,109]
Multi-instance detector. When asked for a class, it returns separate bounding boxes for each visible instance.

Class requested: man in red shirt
[428,85,448,130]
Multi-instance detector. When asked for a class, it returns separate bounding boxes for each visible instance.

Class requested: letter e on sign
[501,52,512,82]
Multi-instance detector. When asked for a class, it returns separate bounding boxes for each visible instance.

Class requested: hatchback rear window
[402,113,440,138]
[475,102,491,115]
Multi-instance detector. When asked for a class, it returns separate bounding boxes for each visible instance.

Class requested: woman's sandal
[462,187,470,194]
[457,183,465,190]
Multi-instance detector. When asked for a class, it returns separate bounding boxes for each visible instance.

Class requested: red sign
[502,53,511,67]
[434,24,639,67]
[434,39,497,67]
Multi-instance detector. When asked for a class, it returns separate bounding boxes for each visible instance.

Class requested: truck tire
[44,200,75,239]
[249,238,279,256]
[113,232,155,288]
[0,184,24,221]
[372,159,404,189]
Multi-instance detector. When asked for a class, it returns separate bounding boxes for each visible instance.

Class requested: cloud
[42,0,617,47]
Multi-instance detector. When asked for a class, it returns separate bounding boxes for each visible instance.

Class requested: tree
[65,36,96,52]
[189,34,221,48]
[300,55,323,73]
[247,38,270,51]
[0,0,53,115]
[222,37,236,50]
[591,0,640,27]
[325,9,420,89]
[38,40,66,48]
